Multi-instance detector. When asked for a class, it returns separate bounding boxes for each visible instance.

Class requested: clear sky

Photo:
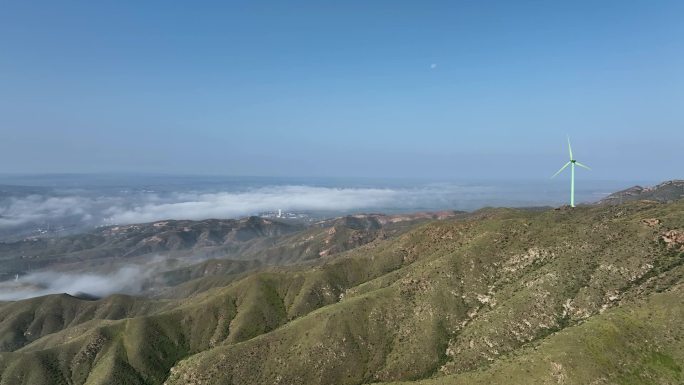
[1,1,682,181]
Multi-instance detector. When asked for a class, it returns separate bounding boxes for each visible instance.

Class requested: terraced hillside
[0,200,682,385]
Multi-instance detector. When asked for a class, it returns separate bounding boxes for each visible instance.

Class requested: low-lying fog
[0,266,151,301]
[0,255,208,301]
[0,176,635,239]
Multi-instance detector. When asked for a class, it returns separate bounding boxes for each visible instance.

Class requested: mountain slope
[599,180,684,205]
[386,281,683,385]
[164,201,684,385]
[0,217,301,281]
[0,200,682,385]
[1,212,459,297]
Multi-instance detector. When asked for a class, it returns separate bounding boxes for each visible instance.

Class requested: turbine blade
[551,162,571,178]
[575,161,591,170]
[567,136,573,160]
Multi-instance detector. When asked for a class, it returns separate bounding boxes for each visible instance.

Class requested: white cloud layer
[106,186,400,224]
[0,265,150,301]
[0,181,583,234]
[0,195,96,227]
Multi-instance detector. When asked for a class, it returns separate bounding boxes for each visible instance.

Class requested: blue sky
[1,1,682,180]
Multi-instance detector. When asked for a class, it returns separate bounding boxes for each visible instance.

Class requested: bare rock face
[661,229,684,251]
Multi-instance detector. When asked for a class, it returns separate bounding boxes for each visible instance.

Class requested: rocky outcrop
[661,229,684,251]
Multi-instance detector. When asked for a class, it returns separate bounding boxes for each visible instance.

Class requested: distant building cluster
[258,209,308,220]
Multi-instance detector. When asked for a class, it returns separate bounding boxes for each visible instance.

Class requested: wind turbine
[552,137,591,207]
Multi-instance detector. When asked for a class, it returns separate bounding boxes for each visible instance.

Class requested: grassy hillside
[386,282,683,385]
[0,200,682,384]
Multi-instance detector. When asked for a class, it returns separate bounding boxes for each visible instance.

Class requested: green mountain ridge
[0,190,682,384]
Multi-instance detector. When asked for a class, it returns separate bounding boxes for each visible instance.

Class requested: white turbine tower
[552,137,591,207]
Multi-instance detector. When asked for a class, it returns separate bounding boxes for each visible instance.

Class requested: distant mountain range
[598,179,684,205]
[0,182,682,384]
[0,211,464,296]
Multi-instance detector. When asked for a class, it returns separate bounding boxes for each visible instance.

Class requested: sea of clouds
[104,186,404,224]
[0,184,508,230]
[0,179,622,300]
[0,181,613,233]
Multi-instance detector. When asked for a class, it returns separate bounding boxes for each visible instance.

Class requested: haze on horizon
[1,1,682,181]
